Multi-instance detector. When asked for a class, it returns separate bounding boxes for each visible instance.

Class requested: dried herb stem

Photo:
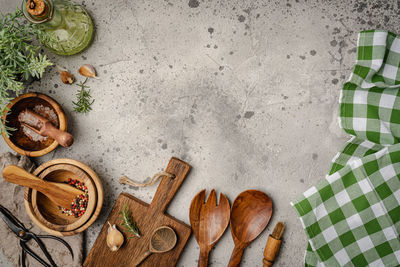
[73,78,94,113]
[119,204,140,238]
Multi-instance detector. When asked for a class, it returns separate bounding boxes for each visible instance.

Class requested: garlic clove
[58,70,74,84]
[79,64,97,78]
[107,221,124,252]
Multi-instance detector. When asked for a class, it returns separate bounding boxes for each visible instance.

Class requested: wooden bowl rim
[25,159,103,236]
[32,163,98,232]
[1,92,67,157]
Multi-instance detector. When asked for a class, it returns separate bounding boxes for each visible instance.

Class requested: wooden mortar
[25,159,103,236]
[2,93,67,157]
[31,164,97,232]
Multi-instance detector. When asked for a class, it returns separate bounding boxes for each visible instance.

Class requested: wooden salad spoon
[189,189,230,267]
[2,165,83,208]
[228,190,273,267]
[132,226,177,267]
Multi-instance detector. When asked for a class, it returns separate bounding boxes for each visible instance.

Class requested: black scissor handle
[19,233,74,267]
[36,234,74,260]
[0,205,74,267]
[21,240,53,267]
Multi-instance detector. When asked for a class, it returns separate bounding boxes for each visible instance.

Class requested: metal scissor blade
[0,204,26,236]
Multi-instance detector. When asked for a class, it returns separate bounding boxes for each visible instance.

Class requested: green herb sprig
[119,204,140,238]
[0,9,52,136]
[73,78,94,113]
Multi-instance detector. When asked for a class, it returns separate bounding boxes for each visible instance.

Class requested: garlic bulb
[107,221,124,251]
[79,64,97,78]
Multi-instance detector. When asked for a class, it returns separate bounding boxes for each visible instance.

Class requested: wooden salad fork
[189,189,230,267]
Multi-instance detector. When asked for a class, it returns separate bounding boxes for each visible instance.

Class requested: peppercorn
[59,179,89,217]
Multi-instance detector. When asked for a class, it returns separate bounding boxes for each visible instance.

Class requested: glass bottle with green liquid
[22,0,94,56]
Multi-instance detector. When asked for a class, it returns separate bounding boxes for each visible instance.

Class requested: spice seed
[58,178,89,217]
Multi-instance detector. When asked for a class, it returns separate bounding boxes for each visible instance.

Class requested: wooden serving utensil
[2,165,83,209]
[189,189,230,267]
[132,226,177,267]
[20,109,74,147]
[228,190,273,267]
[263,222,285,267]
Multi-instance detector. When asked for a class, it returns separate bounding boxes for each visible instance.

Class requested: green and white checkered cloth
[292,30,400,267]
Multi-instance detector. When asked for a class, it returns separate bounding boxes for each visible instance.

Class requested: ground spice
[33,105,58,125]
[59,179,89,218]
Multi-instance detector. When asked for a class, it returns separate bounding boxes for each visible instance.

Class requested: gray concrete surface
[1,0,400,266]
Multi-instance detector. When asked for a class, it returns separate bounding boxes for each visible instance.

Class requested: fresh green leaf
[0,9,52,136]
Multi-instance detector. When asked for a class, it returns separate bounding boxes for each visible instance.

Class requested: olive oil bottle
[22,0,94,56]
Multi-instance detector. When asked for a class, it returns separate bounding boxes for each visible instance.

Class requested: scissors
[0,204,74,267]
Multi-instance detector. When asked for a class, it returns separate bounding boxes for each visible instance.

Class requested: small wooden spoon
[2,165,83,209]
[132,226,177,267]
[20,109,74,147]
[189,189,230,267]
[228,190,273,267]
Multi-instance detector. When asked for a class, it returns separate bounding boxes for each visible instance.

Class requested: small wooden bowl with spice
[2,92,67,157]
[25,159,104,236]
[31,164,97,232]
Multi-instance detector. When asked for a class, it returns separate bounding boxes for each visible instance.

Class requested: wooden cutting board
[84,157,191,267]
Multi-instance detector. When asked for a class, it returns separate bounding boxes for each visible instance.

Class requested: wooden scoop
[2,165,83,209]
[189,189,230,267]
[132,226,177,267]
[228,190,273,267]
[20,109,74,147]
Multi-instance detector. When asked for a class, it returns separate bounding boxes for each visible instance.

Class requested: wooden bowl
[31,164,97,232]
[25,159,103,236]
[1,92,67,157]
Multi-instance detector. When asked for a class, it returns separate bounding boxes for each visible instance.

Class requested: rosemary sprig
[73,78,94,113]
[0,9,52,136]
[119,204,140,238]
[0,109,17,137]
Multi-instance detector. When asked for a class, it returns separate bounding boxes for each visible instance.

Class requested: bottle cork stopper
[26,0,46,16]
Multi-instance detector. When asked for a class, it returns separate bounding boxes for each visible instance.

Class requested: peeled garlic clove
[58,70,74,84]
[107,221,124,252]
[79,64,97,78]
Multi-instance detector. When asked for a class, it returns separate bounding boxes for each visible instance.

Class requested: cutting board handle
[149,157,191,214]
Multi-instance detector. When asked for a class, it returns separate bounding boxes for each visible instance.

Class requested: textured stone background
[1,0,400,266]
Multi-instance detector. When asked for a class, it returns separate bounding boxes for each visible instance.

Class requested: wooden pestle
[2,165,83,208]
[263,222,285,267]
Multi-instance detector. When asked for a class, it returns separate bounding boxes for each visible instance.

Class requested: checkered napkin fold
[292,30,400,267]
